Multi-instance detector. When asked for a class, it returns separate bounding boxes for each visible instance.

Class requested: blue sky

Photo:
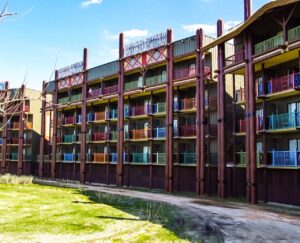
[0,0,269,90]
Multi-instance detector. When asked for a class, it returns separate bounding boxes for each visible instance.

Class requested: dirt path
[38,180,300,242]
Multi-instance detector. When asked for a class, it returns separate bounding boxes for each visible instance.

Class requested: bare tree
[0,2,17,21]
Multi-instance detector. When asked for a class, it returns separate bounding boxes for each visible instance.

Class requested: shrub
[0,174,33,184]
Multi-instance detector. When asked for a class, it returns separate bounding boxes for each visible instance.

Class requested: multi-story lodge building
[38,0,300,206]
[0,83,42,175]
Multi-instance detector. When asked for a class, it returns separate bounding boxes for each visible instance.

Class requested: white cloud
[182,20,241,37]
[81,0,103,8]
[104,29,149,42]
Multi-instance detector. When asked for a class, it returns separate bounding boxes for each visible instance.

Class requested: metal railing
[64,135,77,143]
[131,104,150,116]
[288,25,300,42]
[63,153,75,162]
[88,89,101,98]
[93,132,108,141]
[94,111,106,121]
[124,80,143,91]
[145,74,167,86]
[110,153,118,163]
[153,127,166,138]
[58,97,69,104]
[65,116,75,125]
[269,150,300,167]
[153,153,165,164]
[254,33,284,55]
[180,125,196,137]
[70,94,82,102]
[236,152,263,165]
[131,129,148,140]
[268,112,300,130]
[153,102,166,113]
[109,131,118,141]
[109,109,118,119]
[93,153,109,163]
[102,85,118,95]
[131,153,150,163]
[225,50,245,66]
[180,152,196,164]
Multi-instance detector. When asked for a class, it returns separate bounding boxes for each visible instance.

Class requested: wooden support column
[232,75,237,196]
[206,79,211,195]
[1,81,9,174]
[149,92,153,189]
[117,33,125,187]
[196,28,205,195]
[245,32,257,204]
[17,85,25,175]
[165,29,174,192]
[39,81,47,178]
[51,71,59,179]
[217,20,226,198]
[80,48,88,183]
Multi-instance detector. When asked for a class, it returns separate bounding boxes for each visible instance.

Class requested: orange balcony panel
[25,122,33,129]
[94,111,106,121]
[131,129,148,140]
[93,153,109,163]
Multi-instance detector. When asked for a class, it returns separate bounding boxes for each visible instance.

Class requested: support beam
[39,81,47,178]
[217,20,226,199]
[244,0,252,21]
[51,71,59,179]
[117,33,125,187]
[80,48,88,183]
[165,29,174,192]
[17,84,25,176]
[196,28,206,195]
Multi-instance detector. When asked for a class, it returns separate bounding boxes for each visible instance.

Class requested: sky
[0,0,269,90]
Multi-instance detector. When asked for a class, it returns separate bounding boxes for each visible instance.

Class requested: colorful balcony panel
[269,151,300,167]
[268,113,300,131]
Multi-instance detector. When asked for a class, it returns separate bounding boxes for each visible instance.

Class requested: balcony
[63,153,75,162]
[64,135,77,143]
[12,122,20,129]
[254,33,284,55]
[109,131,118,141]
[173,66,211,80]
[179,152,196,164]
[110,153,117,163]
[131,104,150,117]
[108,109,118,119]
[88,89,101,99]
[87,113,93,122]
[153,153,165,164]
[58,97,69,104]
[225,50,245,67]
[93,153,109,163]
[9,138,19,145]
[24,105,30,112]
[125,80,143,91]
[93,132,108,141]
[269,150,300,167]
[205,97,217,110]
[9,153,18,160]
[76,115,82,124]
[153,102,166,114]
[237,116,263,133]
[179,125,196,137]
[153,127,166,139]
[175,98,196,111]
[236,152,263,166]
[25,122,33,129]
[268,112,300,131]
[102,85,118,95]
[131,129,148,140]
[144,74,167,87]
[70,94,82,103]
[94,111,107,121]
[0,138,2,145]
[64,116,75,125]
[132,153,149,163]
[288,25,300,43]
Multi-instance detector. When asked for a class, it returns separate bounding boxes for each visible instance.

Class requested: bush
[0,174,33,184]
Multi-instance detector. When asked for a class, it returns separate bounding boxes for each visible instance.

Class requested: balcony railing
[102,85,118,95]
[25,122,33,129]
[109,109,118,119]
[0,138,2,145]
[268,112,300,130]
[131,129,148,140]
[153,127,166,139]
[64,153,75,162]
[238,116,263,133]
[131,104,150,116]
[236,152,263,166]
[180,152,196,164]
[153,102,166,114]
[132,153,149,163]
[179,125,196,137]
[225,50,245,66]
[88,89,101,99]
[93,132,108,141]
[173,67,196,80]
[24,105,30,112]
[58,97,69,104]
[144,74,167,87]
[10,153,18,160]
[12,122,20,129]
[109,131,118,141]
[125,80,143,91]
[153,153,165,164]
[65,116,75,125]
[288,25,300,42]
[76,115,82,124]
[254,33,284,55]
[93,153,109,163]
[64,135,76,143]
[110,153,118,163]
[269,150,300,167]
[70,94,82,102]
[180,98,196,110]
[9,138,19,144]
[87,113,93,122]
[94,111,106,121]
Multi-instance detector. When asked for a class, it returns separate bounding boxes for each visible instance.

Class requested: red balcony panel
[65,116,75,125]
[238,119,246,133]
[93,132,108,141]
[225,50,245,66]
[11,138,19,144]
[88,89,101,98]
[180,98,196,110]
[24,105,30,112]
[102,85,118,95]
[173,67,196,80]
[180,125,196,137]
[268,73,295,94]
[131,104,149,116]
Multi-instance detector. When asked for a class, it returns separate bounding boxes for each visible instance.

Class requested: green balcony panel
[254,33,283,55]
[70,94,82,102]
[125,80,143,91]
[288,25,300,42]
[268,112,300,130]
[132,153,149,163]
[58,97,69,104]
[145,74,167,87]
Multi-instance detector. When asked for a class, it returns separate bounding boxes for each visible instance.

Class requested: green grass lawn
[0,184,189,242]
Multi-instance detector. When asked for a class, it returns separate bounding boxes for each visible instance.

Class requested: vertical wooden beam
[165,29,174,192]
[196,28,205,195]
[117,33,125,187]
[217,20,226,199]
[80,48,88,183]
[244,0,252,21]
[17,84,25,175]
[206,79,211,195]
[1,81,9,174]
[232,75,237,196]
[51,71,59,179]
[39,81,47,178]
